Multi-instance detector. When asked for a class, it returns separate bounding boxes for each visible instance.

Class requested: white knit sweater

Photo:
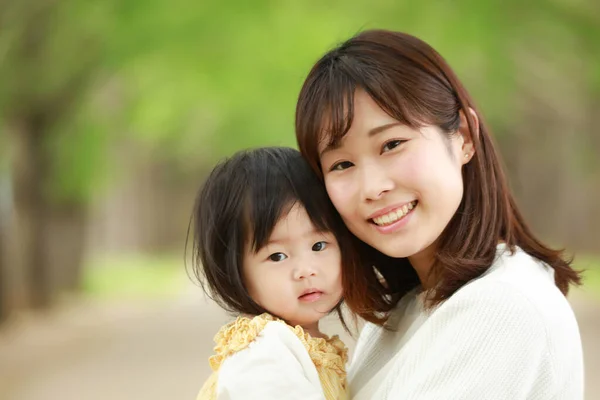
[348,244,584,400]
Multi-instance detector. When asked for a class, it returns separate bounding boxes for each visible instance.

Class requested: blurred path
[571,289,600,398]
[0,287,597,400]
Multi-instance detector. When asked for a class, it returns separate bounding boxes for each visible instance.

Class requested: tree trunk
[0,205,6,323]
[510,35,590,249]
[10,116,53,309]
[46,202,87,293]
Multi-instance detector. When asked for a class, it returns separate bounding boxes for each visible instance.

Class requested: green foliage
[1,0,599,201]
[0,0,116,202]
[578,256,600,298]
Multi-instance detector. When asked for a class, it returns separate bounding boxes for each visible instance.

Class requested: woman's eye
[382,140,405,153]
[268,252,287,262]
[330,161,353,171]
[312,241,327,252]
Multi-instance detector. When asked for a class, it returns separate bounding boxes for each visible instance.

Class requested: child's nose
[293,263,318,280]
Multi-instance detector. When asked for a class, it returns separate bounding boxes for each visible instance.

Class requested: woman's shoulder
[441,245,579,337]
[456,244,571,312]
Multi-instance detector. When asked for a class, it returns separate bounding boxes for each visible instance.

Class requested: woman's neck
[408,241,437,290]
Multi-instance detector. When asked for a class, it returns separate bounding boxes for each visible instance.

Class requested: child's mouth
[298,289,323,302]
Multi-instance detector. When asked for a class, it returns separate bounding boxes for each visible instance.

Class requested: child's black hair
[189,147,352,316]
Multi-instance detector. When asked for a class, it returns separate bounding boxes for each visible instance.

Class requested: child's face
[242,204,343,328]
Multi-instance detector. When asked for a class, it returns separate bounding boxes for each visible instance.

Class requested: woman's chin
[368,242,415,259]
[366,238,430,260]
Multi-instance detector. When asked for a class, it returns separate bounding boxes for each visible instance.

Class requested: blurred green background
[0,1,599,399]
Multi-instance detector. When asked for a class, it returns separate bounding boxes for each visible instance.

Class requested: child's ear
[458,107,479,164]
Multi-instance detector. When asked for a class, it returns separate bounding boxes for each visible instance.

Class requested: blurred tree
[1,123,7,320]
[0,0,110,308]
[0,0,598,317]
[502,0,600,250]
[0,207,5,322]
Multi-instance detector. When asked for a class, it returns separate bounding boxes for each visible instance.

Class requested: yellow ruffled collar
[209,313,348,376]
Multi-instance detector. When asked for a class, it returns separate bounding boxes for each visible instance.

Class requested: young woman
[295,29,584,399]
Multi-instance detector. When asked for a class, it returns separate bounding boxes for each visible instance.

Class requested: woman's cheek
[325,178,350,214]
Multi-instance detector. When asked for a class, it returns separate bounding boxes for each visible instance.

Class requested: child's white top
[197,313,348,400]
[348,244,584,400]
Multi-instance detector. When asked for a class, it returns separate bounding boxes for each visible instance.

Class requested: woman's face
[319,90,473,263]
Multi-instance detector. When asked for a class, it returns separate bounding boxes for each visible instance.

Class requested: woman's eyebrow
[368,122,402,137]
[319,122,401,158]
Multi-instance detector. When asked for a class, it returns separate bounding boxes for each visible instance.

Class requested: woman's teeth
[372,201,417,226]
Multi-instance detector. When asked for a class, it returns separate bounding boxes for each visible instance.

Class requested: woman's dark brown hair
[295,29,582,325]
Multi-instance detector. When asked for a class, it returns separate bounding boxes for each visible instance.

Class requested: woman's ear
[458,107,479,164]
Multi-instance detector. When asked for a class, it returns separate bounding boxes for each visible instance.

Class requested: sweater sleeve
[216,321,326,400]
[387,282,555,400]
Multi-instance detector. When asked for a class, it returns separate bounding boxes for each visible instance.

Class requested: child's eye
[268,252,287,262]
[312,241,327,252]
[330,161,353,172]
[382,140,405,153]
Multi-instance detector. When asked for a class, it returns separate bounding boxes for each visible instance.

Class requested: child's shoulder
[208,313,348,372]
[208,313,278,370]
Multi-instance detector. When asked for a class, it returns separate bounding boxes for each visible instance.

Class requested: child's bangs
[244,195,337,256]
[242,150,338,254]
[243,194,295,254]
